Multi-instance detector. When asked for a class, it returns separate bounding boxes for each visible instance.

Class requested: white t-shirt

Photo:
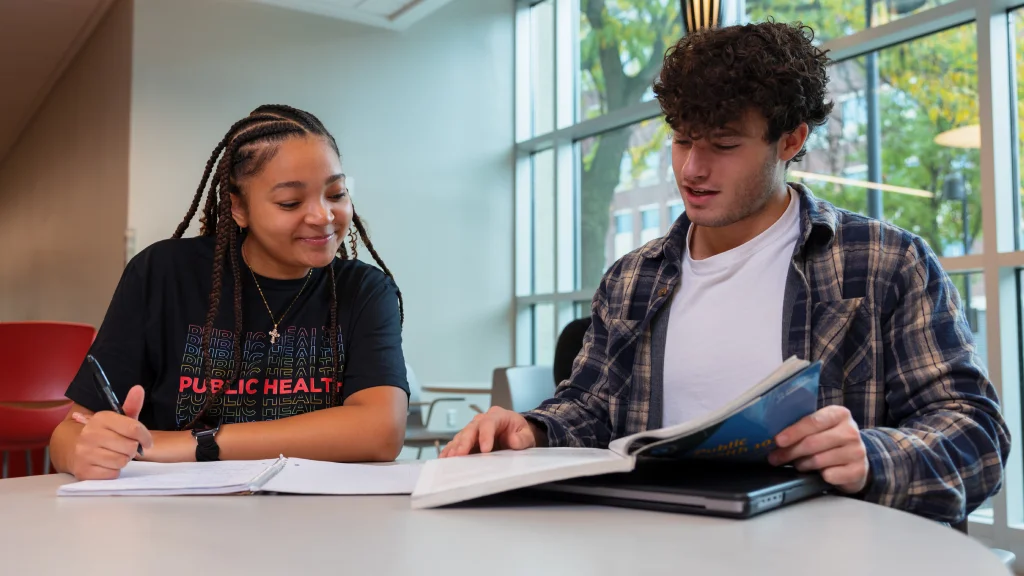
[662,190,801,427]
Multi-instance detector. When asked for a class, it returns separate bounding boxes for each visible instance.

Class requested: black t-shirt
[66,236,408,431]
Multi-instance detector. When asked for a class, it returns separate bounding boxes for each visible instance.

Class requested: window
[950,272,987,366]
[668,201,685,223]
[523,300,591,366]
[790,25,982,256]
[1014,8,1024,248]
[613,211,634,260]
[746,0,958,44]
[579,0,682,121]
[530,0,554,136]
[580,119,676,289]
[841,93,867,141]
[532,150,556,294]
[641,206,661,243]
[516,0,1021,550]
[533,302,556,367]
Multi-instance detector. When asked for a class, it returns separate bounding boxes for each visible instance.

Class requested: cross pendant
[270,327,280,344]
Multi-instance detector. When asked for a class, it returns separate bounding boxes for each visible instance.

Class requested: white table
[0,474,1010,576]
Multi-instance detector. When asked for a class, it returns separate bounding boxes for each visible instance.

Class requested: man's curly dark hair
[653,21,834,164]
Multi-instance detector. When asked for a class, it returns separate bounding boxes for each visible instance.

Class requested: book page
[57,459,280,496]
[261,458,423,495]
[411,448,634,509]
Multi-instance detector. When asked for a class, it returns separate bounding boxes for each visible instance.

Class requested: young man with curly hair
[443,22,1010,523]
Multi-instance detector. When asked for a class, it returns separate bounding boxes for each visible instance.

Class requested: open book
[58,456,423,497]
[411,357,820,509]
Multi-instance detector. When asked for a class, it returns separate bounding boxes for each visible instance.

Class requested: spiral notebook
[57,456,423,496]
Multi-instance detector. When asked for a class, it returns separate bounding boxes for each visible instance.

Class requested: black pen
[86,354,144,457]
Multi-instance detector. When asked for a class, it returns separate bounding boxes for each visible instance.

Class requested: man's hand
[440,407,545,458]
[769,405,870,494]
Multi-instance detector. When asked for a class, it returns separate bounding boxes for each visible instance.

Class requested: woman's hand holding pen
[68,385,154,480]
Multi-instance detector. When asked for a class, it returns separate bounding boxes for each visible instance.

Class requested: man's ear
[230,193,248,229]
[778,123,810,163]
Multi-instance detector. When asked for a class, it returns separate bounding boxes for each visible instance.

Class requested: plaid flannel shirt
[525,184,1010,523]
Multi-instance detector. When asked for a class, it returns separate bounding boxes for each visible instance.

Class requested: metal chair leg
[2,451,7,479]
[416,447,423,460]
[25,451,32,476]
[44,446,50,475]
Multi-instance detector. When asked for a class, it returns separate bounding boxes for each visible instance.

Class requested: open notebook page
[261,458,422,494]
[57,459,280,496]
[57,458,424,496]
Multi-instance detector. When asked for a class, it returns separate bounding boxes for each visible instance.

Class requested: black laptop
[529,458,830,519]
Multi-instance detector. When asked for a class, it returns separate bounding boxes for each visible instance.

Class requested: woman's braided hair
[174,105,403,429]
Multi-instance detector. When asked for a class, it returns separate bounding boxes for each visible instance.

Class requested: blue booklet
[411,357,821,509]
[610,356,819,459]
[610,357,821,461]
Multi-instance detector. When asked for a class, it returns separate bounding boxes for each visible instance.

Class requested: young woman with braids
[50,105,409,480]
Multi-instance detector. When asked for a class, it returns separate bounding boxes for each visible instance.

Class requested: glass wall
[514,0,1024,555]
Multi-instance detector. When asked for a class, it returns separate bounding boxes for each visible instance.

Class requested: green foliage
[578,1,993,290]
[579,0,680,288]
[794,23,982,253]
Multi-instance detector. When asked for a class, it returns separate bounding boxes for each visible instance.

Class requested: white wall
[128,0,514,389]
[0,0,132,327]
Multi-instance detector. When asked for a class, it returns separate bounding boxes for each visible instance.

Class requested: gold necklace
[242,246,312,344]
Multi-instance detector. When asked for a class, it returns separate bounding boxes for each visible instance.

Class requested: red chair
[0,322,96,478]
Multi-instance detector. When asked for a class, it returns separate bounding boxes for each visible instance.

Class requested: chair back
[0,322,96,402]
[948,519,1017,568]
[0,322,96,473]
[491,366,555,413]
[554,317,591,386]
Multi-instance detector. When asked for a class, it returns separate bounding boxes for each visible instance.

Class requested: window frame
[512,0,1024,557]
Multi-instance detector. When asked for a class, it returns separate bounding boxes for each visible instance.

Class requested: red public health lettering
[179,376,340,395]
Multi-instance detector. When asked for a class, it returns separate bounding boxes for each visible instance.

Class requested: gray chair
[403,364,464,459]
[992,548,1015,568]
[489,366,555,413]
[951,518,1015,568]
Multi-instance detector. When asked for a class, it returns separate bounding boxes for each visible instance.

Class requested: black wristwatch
[192,424,221,462]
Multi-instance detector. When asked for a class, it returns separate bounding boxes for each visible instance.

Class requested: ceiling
[242,0,455,30]
[0,0,115,164]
